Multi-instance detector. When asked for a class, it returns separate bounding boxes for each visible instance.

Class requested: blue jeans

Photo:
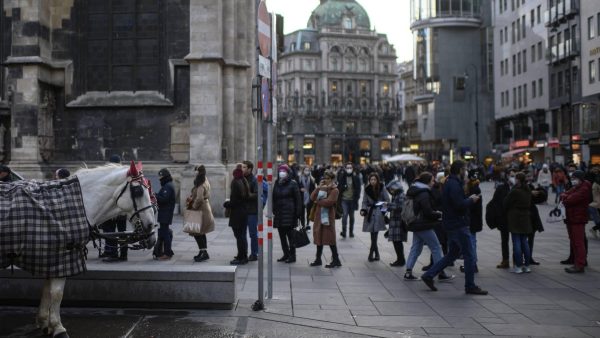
[423,227,477,290]
[470,232,477,264]
[511,233,530,267]
[589,207,600,225]
[341,200,355,233]
[247,214,258,256]
[406,229,443,270]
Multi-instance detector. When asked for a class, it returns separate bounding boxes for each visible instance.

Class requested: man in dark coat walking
[421,160,487,295]
[154,168,176,260]
[337,163,361,238]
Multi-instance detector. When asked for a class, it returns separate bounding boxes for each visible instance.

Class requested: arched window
[343,17,353,29]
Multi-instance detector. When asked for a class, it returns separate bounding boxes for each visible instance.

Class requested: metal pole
[474,66,480,159]
[267,12,276,299]
[568,60,573,163]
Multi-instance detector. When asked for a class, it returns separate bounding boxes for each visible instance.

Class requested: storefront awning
[501,147,538,158]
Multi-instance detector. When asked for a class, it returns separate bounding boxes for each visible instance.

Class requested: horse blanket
[0,178,89,278]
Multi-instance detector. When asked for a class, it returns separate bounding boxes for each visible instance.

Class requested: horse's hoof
[53,331,69,338]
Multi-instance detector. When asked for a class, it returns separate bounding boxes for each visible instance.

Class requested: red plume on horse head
[127,160,142,177]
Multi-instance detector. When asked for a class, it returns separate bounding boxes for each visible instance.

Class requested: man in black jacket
[337,163,361,238]
[242,161,259,261]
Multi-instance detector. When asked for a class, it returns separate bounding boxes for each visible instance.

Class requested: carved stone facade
[0,0,256,215]
[276,0,400,165]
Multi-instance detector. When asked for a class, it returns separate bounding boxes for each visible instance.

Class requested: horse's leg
[36,279,51,334]
[48,277,69,338]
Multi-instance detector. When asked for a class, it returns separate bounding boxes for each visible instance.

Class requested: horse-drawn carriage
[0,162,157,338]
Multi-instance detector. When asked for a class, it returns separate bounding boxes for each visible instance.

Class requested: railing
[545,0,577,27]
[547,37,579,64]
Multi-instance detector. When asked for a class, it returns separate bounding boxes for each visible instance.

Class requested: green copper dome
[308,0,371,30]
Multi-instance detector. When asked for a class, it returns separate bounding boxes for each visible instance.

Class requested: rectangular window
[531,45,536,62]
[573,66,579,95]
[523,84,528,107]
[517,52,521,74]
[512,22,516,43]
[537,42,543,60]
[532,80,537,98]
[598,14,600,39]
[500,92,504,107]
[511,0,514,11]
[590,60,597,83]
[550,74,556,98]
[589,16,596,39]
[512,54,517,76]
[530,10,535,27]
[513,88,517,109]
[500,29,503,45]
[523,50,527,73]
[538,78,543,97]
[558,71,564,96]
[522,15,526,39]
[504,27,508,43]
[506,90,509,106]
[518,85,522,108]
[516,18,521,41]
[537,5,541,24]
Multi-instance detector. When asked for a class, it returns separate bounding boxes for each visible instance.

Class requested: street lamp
[464,63,480,160]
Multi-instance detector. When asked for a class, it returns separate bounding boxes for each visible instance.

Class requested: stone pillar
[185,0,254,215]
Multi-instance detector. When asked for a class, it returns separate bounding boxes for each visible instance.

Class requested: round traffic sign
[257,0,271,57]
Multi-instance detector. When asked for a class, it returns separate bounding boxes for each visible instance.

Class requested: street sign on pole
[258,55,271,78]
[257,0,271,57]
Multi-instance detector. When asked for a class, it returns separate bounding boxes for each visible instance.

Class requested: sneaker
[511,266,523,274]
[438,274,456,282]
[404,271,419,281]
[522,266,531,273]
[465,287,488,295]
[194,251,209,262]
[421,275,437,291]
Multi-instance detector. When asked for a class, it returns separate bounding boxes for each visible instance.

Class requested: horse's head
[113,161,157,249]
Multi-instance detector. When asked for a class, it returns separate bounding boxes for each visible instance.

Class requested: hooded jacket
[406,182,441,232]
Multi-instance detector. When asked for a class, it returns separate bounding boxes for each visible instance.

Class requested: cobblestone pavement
[3,181,600,337]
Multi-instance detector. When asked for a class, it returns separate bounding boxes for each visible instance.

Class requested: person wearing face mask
[560,170,592,273]
[486,168,513,269]
[272,164,303,263]
[360,173,390,261]
[503,172,533,274]
[309,171,341,268]
[299,166,316,230]
[536,164,552,197]
[337,163,362,238]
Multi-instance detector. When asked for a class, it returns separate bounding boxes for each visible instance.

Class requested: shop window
[380,140,392,152]
[359,140,371,151]
[303,139,315,154]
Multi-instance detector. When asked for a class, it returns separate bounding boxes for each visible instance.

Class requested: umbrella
[383,154,426,162]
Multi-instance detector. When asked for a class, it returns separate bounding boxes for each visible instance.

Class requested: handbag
[546,202,566,223]
[183,209,203,234]
[308,203,317,222]
[292,226,310,248]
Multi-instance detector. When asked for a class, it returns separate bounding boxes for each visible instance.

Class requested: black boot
[390,241,406,266]
[368,248,375,262]
[326,245,342,268]
[194,250,210,262]
[310,245,323,266]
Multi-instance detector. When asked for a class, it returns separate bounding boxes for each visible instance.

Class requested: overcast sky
[267,0,413,62]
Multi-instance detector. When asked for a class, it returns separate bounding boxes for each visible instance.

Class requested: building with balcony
[492,0,551,163]
[399,61,421,154]
[409,0,494,161]
[276,0,400,165]
[546,0,582,164]
[579,0,600,164]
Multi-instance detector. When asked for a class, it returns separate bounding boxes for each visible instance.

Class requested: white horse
[2,161,157,338]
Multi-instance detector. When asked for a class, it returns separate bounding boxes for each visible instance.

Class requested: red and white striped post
[257,160,264,305]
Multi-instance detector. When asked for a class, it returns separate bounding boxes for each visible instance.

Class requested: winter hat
[158,168,171,178]
[109,154,121,163]
[278,164,290,173]
[572,170,585,180]
[233,168,244,179]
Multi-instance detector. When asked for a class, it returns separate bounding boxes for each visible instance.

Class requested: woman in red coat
[560,170,592,273]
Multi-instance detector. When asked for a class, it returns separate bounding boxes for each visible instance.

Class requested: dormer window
[343,17,353,29]
[303,42,311,50]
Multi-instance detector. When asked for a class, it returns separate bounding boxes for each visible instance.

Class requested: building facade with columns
[0,0,257,215]
[276,0,400,166]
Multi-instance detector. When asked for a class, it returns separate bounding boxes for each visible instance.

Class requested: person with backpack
[402,172,454,281]
[421,160,487,295]
[360,173,389,262]
[385,180,407,267]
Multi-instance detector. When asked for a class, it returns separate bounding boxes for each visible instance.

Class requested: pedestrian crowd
[1,156,598,296]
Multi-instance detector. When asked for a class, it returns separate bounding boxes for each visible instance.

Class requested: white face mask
[572,179,580,186]
[279,171,288,179]
[345,168,353,174]
[509,177,516,185]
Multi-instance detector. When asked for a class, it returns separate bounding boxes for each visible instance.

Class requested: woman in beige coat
[309,171,341,268]
[186,165,215,262]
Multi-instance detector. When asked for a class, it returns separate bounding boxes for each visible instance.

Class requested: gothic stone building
[276,0,400,166]
[0,0,257,214]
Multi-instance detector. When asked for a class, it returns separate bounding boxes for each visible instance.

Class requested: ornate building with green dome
[276,0,400,165]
